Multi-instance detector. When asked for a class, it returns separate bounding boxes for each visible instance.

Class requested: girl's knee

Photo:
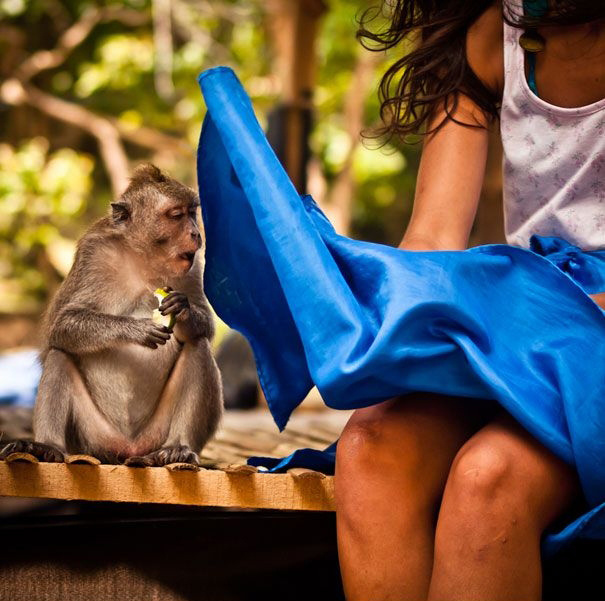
[335,395,470,525]
[335,421,438,541]
[435,442,534,558]
[446,441,514,507]
[335,400,427,481]
[440,430,576,534]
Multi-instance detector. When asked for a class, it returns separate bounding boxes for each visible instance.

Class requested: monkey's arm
[49,307,172,354]
[46,236,173,354]
[160,292,215,344]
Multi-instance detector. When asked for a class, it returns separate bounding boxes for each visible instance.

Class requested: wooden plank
[0,460,335,511]
[65,454,101,465]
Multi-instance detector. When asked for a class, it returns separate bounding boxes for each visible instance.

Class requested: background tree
[0,0,500,340]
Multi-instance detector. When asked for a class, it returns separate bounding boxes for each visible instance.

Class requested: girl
[335,1,605,600]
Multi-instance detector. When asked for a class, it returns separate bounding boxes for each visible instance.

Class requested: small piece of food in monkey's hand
[153,287,176,329]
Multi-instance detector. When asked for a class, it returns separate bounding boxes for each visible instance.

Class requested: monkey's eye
[167,209,184,220]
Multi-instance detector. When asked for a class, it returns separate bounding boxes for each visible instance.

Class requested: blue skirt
[197,67,605,554]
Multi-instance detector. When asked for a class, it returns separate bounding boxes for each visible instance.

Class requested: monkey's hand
[125,445,200,467]
[132,318,172,349]
[160,291,213,343]
[0,440,65,463]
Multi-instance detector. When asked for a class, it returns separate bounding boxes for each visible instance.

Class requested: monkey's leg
[0,349,72,462]
[127,339,223,467]
[30,349,130,463]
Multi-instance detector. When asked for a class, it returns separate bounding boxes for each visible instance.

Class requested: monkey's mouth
[178,251,196,269]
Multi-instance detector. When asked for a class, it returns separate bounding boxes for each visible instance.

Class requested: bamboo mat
[202,407,350,465]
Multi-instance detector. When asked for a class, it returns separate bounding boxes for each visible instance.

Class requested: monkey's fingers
[152,325,172,337]
[160,294,188,313]
[139,445,201,467]
[160,290,183,303]
[0,440,64,463]
[142,327,170,348]
[0,442,19,460]
[148,324,172,340]
[124,455,154,467]
[144,333,171,348]
[159,304,183,316]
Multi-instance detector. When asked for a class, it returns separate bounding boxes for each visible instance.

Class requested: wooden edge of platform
[0,460,334,511]
[287,468,327,480]
[65,454,101,466]
[4,452,39,464]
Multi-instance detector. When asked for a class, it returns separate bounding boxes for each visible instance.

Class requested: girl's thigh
[335,392,499,511]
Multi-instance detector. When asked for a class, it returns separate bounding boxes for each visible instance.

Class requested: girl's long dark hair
[359,1,605,140]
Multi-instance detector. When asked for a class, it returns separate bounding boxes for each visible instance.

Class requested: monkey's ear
[110,201,131,224]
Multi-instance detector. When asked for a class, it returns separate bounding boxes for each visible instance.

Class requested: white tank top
[500,20,605,251]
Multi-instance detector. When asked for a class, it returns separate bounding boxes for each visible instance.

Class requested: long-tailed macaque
[0,164,222,466]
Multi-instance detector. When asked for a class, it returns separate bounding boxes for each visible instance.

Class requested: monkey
[0,164,222,466]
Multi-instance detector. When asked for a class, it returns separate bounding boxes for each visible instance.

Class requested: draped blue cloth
[196,66,605,554]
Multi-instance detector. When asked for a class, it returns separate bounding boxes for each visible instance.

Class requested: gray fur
[24,164,223,465]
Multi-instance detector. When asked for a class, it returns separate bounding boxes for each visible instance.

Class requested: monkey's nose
[191,231,202,247]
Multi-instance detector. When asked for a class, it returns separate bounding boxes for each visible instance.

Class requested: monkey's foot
[125,445,200,467]
[0,440,65,463]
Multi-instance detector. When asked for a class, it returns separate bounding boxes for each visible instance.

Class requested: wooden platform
[0,408,351,511]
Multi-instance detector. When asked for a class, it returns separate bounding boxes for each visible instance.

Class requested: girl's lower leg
[427,413,580,601]
[335,393,495,601]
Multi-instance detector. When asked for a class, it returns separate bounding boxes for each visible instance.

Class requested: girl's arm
[399,99,490,251]
[399,3,503,252]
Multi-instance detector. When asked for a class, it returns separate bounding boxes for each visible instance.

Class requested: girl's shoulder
[466,3,505,101]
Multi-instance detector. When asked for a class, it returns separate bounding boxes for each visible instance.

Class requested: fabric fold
[197,66,605,553]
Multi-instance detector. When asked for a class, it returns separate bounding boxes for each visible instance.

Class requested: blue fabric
[526,51,539,96]
[524,0,548,19]
[196,66,605,554]
[523,0,547,97]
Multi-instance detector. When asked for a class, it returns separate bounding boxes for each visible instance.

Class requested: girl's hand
[590,293,605,310]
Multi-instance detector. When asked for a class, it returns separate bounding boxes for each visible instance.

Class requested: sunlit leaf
[353,144,406,182]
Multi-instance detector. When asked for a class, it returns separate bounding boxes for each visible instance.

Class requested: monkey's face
[151,197,203,276]
[111,167,204,280]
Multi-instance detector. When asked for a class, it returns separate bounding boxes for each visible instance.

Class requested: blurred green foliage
[313,0,420,242]
[0,0,418,314]
[0,139,93,311]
